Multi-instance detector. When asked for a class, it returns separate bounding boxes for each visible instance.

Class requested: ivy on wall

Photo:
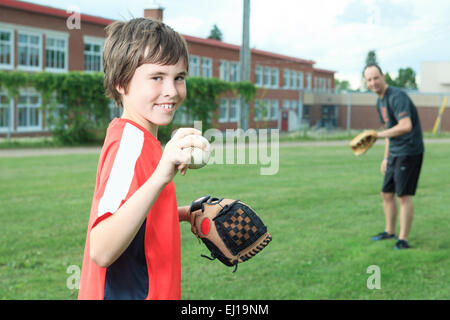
[0,71,256,144]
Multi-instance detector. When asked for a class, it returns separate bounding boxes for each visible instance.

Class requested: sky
[22,0,450,90]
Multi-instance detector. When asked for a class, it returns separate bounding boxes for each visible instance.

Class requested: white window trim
[0,27,14,70]
[306,73,312,90]
[219,60,230,81]
[0,91,14,133]
[263,99,271,120]
[219,98,229,123]
[83,36,104,73]
[45,32,69,73]
[229,98,240,122]
[283,69,290,89]
[271,68,279,89]
[298,71,304,90]
[254,100,262,121]
[271,99,279,120]
[230,61,240,82]
[17,89,42,132]
[254,65,262,86]
[189,55,200,77]
[17,30,43,72]
[201,57,213,78]
[263,67,271,88]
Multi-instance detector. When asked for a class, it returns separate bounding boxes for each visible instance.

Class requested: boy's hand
[155,128,208,184]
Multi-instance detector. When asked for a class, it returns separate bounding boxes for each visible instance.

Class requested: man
[363,64,424,250]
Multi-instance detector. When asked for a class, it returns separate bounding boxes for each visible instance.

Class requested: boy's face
[118,58,187,134]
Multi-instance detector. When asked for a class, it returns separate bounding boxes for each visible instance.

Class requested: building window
[254,65,262,86]
[18,32,41,70]
[0,94,11,129]
[321,105,337,128]
[230,99,239,122]
[298,72,304,89]
[201,57,212,78]
[254,100,262,121]
[84,42,102,72]
[291,70,298,89]
[220,60,230,81]
[0,29,14,69]
[263,99,271,120]
[46,37,67,71]
[306,73,312,90]
[230,62,240,82]
[271,99,279,120]
[263,67,271,87]
[219,98,229,123]
[17,93,41,131]
[283,69,290,89]
[272,68,279,88]
[189,56,200,77]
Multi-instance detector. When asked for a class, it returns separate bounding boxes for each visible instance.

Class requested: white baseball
[184,135,211,169]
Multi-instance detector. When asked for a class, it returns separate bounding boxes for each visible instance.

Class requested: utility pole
[239,0,250,131]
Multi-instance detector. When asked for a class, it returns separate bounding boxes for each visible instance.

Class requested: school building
[0,0,448,138]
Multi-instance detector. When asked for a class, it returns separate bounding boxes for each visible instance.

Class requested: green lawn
[0,143,449,299]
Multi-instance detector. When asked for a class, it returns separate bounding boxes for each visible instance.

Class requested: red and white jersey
[78,118,180,300]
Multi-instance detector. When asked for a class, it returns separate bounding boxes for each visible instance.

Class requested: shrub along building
[0,1,447,138]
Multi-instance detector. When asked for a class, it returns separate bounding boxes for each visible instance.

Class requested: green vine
[0,71,256,144]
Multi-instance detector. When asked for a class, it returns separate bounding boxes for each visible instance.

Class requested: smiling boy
[78,18,207,300]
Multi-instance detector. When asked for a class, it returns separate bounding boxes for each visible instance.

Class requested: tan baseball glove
[189,195,272,272]
[350,130,378,156]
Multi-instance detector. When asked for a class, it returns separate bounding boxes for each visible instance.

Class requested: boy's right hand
[155,128,208,185]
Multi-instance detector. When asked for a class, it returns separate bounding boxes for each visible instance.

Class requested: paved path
[0,139,449,158]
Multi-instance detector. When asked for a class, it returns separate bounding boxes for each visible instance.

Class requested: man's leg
[381,192,397,235]
[397,195,414,241]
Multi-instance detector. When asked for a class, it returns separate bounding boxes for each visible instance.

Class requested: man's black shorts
[382,153,423,196]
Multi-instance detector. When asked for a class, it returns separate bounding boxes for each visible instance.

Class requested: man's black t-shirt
[376,86,424,157]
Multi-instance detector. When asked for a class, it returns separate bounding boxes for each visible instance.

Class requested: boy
[78,18,208,299]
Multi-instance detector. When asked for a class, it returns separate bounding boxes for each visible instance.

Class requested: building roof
[183,34,316,66]
[2,0,333,72]
[0,0,115,26]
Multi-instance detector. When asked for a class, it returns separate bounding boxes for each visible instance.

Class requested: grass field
[0,142,449,299]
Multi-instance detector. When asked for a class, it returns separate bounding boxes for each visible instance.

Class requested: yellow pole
[433,96,448,134]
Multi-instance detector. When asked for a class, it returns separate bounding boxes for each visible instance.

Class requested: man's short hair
[363,64,383,77]
[103,18,189,107]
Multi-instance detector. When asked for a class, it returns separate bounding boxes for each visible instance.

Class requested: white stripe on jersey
[98,123,144,217]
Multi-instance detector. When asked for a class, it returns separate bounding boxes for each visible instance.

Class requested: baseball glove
[189,195,272,272]
[349,130,378,156]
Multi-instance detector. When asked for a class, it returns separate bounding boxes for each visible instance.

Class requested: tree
[208,24,223,41]
[365,50,378,69]
[385,68,417,90]
[385,72,397,87]
[335,78,351,92]
[396,67,417,89]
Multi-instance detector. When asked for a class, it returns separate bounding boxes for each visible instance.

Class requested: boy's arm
[178,206,190,222]
[90,170,167,268]
[90,128,206,268]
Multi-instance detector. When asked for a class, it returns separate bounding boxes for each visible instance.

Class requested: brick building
[0,0,336,137]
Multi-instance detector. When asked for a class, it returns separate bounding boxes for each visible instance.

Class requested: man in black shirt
[363,64,424,250]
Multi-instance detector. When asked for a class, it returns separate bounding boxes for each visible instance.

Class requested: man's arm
[377,116,412,139]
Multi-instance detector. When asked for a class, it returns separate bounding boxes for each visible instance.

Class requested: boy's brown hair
[103,18,189,107]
